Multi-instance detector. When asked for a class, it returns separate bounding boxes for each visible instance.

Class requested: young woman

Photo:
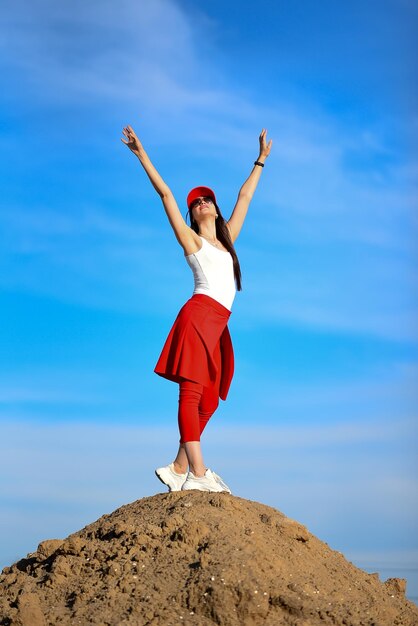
[121,124,272,493]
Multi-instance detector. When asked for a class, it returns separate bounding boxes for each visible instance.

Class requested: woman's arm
[226,129,272,243]
[121,125,194,249]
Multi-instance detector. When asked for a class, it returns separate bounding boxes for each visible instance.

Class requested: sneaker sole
[181,483,225,493]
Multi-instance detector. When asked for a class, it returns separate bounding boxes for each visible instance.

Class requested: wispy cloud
[0,0,195,104]
[0,1,416,602]
[0,419,416,570]
[0,0,257,133]
[0,204,157,240]
[1,358,416,425]
[1,2,416,337]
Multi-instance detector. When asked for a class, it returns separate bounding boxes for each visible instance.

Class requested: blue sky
[1,0,417,600]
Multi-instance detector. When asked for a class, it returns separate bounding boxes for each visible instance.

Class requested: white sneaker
[155,463,188,492]
[211,470,232,494]
[181,468,230,493]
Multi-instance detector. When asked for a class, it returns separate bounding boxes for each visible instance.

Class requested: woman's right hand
[121,125,143,158]
[120,124,202,254]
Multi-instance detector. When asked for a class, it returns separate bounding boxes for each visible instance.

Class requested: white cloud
[0,0,196,104]
[0,419,416,572]
[0,386,98,404]
[1,358,416,426]
[0,0,255,128]
[0,203,156,240]
[0,1,416,596]
[0,0,416,343]
[344,549,418,570]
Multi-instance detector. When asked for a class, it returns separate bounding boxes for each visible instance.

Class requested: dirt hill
[1,492,417,625]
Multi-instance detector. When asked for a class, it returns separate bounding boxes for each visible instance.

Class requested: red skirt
[154,294,234,401]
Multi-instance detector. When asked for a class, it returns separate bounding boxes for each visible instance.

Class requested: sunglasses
[190,196,214,210]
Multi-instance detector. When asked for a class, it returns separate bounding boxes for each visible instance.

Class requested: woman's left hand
[259,129,273,159]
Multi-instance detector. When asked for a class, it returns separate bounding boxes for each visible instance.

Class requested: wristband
[254,160,264,167]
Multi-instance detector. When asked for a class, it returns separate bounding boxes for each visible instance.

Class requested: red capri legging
[178,338,222,443]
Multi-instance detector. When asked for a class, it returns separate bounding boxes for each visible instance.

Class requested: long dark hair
[186,203,242,291]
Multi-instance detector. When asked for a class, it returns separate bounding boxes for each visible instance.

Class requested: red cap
[187,186,217,210]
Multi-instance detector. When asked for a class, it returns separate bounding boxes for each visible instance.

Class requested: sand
[1,492,417,625]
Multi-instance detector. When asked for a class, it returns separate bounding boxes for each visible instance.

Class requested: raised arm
[121,125,194,250]
[226,129,272,243]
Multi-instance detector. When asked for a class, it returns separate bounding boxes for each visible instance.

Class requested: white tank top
[185,236,237,311]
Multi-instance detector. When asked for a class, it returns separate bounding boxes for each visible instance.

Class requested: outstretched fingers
[121,125,144,158]
[259,128,272,157]
[121,127,130,144]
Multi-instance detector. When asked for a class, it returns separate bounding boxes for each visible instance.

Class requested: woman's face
[190,196,216,222]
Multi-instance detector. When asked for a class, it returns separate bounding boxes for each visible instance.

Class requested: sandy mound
[0,492,417,625]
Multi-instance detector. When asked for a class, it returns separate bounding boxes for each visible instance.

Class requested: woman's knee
[199,386,219,416]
